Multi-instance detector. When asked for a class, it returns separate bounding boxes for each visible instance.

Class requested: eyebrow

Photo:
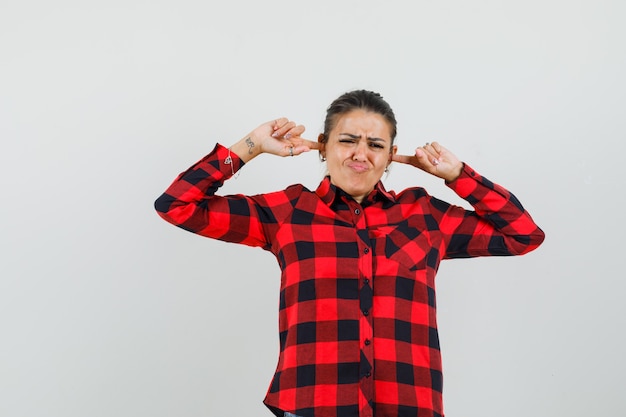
[339,133,387,142]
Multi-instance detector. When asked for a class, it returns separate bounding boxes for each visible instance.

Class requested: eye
[339,139,356,144]
[369,142,385,149]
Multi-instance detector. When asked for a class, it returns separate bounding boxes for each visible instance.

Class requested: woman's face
[320,109,397,203]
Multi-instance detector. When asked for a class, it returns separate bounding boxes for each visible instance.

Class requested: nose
[352,140,368,161]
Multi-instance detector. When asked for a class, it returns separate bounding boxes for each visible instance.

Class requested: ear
[318,134,326,158]
[387,145,398,165]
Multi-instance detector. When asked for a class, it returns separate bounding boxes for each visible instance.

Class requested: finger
[422,142,437,156]
[416,147,443,168]
[295,137,320,150]
[284,124,305,139]
[391,153,415,165]
[285,142,314,157]
[272,117,289,131]
[273,117,288,126]
[272,121,297,138]
[292,145,311,155]
[420,143,440,166]
[289,137,320,155]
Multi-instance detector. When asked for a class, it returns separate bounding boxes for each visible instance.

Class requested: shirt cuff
[445,163,483,199]
[188,143,245,180]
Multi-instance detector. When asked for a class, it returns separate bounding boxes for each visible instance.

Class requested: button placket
[352,203,374,417]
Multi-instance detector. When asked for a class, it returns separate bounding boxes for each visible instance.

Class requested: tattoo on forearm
[245,137,255,154]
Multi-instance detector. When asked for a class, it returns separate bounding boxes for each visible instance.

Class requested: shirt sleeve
[154,143,271,249]
[440,163,545,258]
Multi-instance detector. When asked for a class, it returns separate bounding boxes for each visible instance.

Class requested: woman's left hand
[392,141,464,182]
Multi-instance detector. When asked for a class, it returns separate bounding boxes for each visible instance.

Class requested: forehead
[331,109,393,139]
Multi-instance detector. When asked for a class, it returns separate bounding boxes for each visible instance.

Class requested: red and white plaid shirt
[155,144,544,417]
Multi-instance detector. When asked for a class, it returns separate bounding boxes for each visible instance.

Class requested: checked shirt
[155,143,545,417]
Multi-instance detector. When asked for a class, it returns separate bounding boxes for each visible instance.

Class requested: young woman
[155,90,545,417]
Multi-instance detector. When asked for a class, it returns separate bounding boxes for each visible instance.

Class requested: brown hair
[320,90,397,145]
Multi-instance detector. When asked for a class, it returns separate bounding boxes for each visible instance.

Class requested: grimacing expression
[320,109,397,203]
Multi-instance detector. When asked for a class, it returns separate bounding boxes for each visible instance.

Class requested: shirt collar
[315,176,396,207]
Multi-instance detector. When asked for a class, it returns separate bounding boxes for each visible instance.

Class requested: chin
[347,184,374,198]
[332,177,376,198]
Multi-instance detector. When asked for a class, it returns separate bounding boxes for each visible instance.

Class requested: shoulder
[249,183,311,207]
[391,186,455,215]
[391,186,432,202]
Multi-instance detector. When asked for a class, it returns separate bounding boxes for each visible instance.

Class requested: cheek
[325,155,342,171]
[376,154,391,168]
[328,149,348,163]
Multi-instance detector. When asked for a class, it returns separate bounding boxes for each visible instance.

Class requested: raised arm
[154,118,318,247]
[393,141,545,257]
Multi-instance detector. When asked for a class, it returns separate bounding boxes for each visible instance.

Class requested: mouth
[347,162,369,173]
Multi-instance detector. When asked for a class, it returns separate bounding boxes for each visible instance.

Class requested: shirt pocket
[370,221,433,272]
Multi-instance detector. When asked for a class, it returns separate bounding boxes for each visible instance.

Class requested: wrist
[231,135,261,163]
[444,162,464,183]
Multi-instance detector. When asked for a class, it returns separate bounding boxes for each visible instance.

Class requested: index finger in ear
[391,154,413,164]
[298,138,321,150]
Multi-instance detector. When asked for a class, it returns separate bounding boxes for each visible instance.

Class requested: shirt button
[366,372,371,378]
[363,310,369,316]
[365,339,371,346]
[363,247,369,254]
[354,208,360,215]
[364,279,369,284]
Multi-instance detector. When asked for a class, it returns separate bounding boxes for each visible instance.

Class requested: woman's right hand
[252,118,319,158]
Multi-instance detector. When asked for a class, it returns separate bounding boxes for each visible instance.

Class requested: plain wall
[1,1,625,416]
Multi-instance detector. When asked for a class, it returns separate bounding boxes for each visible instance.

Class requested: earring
[320,155,326,162]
